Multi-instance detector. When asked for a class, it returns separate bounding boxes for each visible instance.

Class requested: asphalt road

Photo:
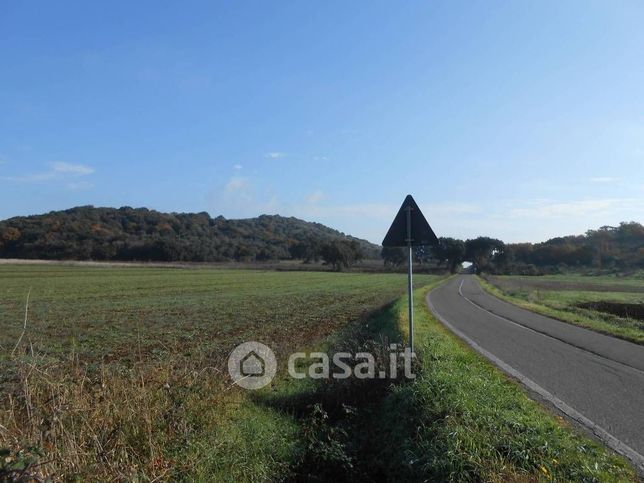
[427,275,644,471]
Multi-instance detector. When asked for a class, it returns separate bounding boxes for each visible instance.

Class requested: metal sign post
[383,195,439,352]
[405,205,414,351]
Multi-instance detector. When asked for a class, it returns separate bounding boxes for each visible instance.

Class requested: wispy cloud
[1,161,95,185]
[295,202,395,220]
[4,172,55,182]
[224,176,249,193]
[233,164,243,170]
[423,202,481,216]
[212,176,278,216]
[299,201,479,222]
[208,167,641,244]
[589,176,621,183]
[508,198,641,218]
[306,190,325,204]
[52,162,95,175]
[66,180,94,191]
[264,152,286,159]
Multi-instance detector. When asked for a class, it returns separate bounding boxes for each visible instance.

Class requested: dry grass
[1,351,236,480]
[1,265,434,480]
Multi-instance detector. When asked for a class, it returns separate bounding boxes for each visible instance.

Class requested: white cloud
[287,197,640,243]
[66,181,94,191]
[0,161,95,185]
[264,152,286,159]
[296,202,396,220]
[589,176,620,183]
[208,167,642,244]
[233,164,242,170]
[306,190,325,204]
[224,176,249,193]
[52,162,94,175]
[423,202,481,216]
[508,198,642,218]
[1,172,55,182]
[294,201,479,223]
[211,176,279,218]
[208,193,484,243]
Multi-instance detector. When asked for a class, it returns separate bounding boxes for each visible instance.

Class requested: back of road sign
[382,194,439,247]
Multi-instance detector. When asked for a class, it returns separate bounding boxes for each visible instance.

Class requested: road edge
[425,280,644,476]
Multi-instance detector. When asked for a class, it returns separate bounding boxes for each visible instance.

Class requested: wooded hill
[0,206,380,263]
[2,206,641,274]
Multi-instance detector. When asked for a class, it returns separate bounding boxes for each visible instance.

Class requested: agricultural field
[0,264,434,365]
[0,264,436,480]
[0,265,637,481]
[482,273,644,344]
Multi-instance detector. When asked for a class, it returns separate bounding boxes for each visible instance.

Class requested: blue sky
[1,1,643,243]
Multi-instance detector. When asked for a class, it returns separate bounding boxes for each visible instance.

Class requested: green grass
[496,273,644,289]
[231,278,636,481]
[0,265,437,362]
[0,265,637,481]
[0,264,436,480]
[480,275,644,344]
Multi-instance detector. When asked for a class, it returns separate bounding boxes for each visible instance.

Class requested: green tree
[320,240,363,271]
[435,237,466,273]
[465,237,505,273]
[381,246,406,267]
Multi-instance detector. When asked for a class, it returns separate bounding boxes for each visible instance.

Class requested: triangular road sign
[382,194,439,247]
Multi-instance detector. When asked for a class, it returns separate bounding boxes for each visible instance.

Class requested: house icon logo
[228,341,277,390]
[240,350,265,377]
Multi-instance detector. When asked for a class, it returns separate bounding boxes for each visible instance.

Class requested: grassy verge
[365,282,636,481]
[250,279,636,481]
[478,276,644,344]
[190,279,637,481]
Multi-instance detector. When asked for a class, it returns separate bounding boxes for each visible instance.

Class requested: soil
[488,276,643,294]
[577,301,644,321]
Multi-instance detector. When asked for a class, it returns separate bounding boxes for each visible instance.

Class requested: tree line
[0,206,375,269]
[1,207,641,274]
[382,222,644,274]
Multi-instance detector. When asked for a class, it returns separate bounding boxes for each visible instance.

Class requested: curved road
[427,276,644,472]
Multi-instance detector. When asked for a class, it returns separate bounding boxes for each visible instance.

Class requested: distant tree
[0,227,21,254]
[434,237,466,273]
[2,206,641,272]
[465,237,505,273]
[289,238,321,263]
[381,246,406,267]
[350,240,364,264]
[255,248,274,261]
[320,240,363,271]
[2,227,21,242]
